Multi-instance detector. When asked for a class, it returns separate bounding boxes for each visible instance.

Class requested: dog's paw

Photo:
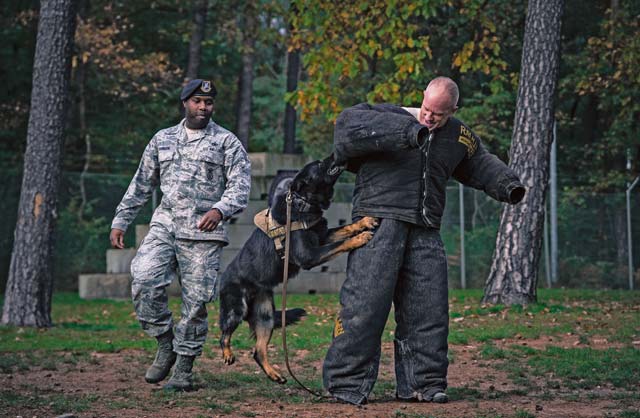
[222,349,236,366]
[353,230,374,246]
[361,216,379,230]
[265,367,287,384]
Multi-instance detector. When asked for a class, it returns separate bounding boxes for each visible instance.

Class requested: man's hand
[198,208,223,232]
[110,228,125,249]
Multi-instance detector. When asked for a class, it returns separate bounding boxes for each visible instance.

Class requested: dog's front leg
[220,332,235,365]
[298,229,375,269]
[248,290,286,384]
[326,216,378,243]
[219,286,246,366]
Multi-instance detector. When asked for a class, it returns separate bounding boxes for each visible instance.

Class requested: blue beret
[180,79,217,101]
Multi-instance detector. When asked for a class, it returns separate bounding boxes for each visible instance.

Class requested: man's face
[419,87,457,131]
[183,96,214,129]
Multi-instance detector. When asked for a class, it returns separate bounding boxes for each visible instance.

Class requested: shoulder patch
[458,125,478,157]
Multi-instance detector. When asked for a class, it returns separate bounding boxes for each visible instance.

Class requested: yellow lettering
[333,316,344,338]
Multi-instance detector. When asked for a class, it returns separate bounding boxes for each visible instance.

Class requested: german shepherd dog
[218,155,378,383]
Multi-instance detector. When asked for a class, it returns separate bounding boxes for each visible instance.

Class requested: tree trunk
[75,0,90,222]
[283,48,300,154]
[77,61,91,223]
[185,0,208,81]
[1,0,77,327]
[483,0,564,305]
[235,3,257,151]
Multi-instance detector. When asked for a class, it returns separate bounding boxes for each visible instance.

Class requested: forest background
[0,0,638,292]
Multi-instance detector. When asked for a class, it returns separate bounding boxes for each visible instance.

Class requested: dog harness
[254,208,321,258]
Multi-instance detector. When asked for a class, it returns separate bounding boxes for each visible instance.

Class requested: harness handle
[281,190,329,398]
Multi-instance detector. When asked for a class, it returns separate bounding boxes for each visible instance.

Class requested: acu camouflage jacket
[111,119,251,243]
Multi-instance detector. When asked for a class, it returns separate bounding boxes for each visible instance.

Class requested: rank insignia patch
[458,125,478,157]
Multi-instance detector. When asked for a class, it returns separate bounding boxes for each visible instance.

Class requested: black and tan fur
[218,155,377,383]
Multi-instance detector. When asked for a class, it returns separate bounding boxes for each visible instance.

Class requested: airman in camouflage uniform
[110,79,251,391]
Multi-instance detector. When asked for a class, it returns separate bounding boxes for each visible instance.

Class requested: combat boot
[163,354,195,391]
[144,330,177,383]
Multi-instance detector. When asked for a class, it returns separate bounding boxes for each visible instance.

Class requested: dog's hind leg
[248,290,286,384]
[326,216,378,242]
[219,284,247,366]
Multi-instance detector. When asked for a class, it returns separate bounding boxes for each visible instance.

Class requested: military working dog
[218,155,378,383]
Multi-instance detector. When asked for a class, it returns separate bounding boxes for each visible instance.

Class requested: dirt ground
[2,335,638,418]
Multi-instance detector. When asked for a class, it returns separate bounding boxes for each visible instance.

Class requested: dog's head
[289,154,345,211]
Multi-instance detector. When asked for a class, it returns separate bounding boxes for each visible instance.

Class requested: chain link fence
[1,167,638,292]
[440,185,640,290]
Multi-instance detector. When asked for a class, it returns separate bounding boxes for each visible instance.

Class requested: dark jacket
[333,103,525,228]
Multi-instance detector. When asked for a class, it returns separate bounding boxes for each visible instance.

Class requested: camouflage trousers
[323,218,449,404]
[130,223,221,356]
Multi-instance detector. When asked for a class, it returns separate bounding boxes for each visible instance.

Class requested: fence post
[627,176,639,290]
[544,204,552,288]
[459,183,466,289]
[550,121,558,282]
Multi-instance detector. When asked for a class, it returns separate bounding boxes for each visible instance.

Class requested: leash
[281,190,329,398]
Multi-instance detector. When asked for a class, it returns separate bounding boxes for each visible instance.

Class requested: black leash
[281,190,329,398]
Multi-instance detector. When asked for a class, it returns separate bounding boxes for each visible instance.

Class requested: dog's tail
[273,308,307,328]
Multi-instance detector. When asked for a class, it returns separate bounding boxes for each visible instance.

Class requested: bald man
[323,77,525,405]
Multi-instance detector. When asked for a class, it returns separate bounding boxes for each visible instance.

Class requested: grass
[0,289,639,416]
[0,389,98,415]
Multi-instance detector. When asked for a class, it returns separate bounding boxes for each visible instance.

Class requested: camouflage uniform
[112,119,251,356]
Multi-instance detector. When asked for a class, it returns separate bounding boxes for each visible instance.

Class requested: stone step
[229,201,353,226]
[106,248,137,274]
[135,224,150,248]
[225,202,353,249]
[228,200,269,225]
[79,273,181,300]
[274,271,346,294]
[220,248,348,273]
[134,202,354,248]
[225,225,258,249]
[248,152,310,200]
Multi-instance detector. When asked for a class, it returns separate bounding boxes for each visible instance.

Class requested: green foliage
[290,0,447,121]
[249,74,286,152]
[53,199,111,290]
[558,0,640,191]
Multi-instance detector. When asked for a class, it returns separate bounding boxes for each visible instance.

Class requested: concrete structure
[79,153,355,300]
[106,248,136,274]
[248,153,310,200]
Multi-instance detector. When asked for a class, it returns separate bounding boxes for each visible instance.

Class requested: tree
[2,0,77,327]
[283,3,300,154]
[185,0,208,81]
[558,1,640,272]
[234,2,258,150]
[483,0,564,305]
